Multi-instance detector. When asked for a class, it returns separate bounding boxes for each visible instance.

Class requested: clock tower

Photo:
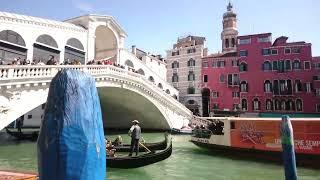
[221,1,238,53]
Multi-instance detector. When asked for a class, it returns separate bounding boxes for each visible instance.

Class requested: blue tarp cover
[37,69,106,180]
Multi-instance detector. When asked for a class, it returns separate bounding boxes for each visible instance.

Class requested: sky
[1,0,320,56]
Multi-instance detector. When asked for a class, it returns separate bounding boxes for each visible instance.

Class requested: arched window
[188,71,195,81]
[286,99,293,111]
[263,61,272,71]
[158,83,163,89]
[188,87,195,94]
[240,81,248,92]
[231,38,236,47]
[172,74,178,82]
[293,60,301,70]
[253,98,261,111]
[172,61,179,68]
[33,34,60,64]
[295,80,302,92]
[0,30,27,64]
[137,68,145,76]
[281,100,286,110]
[165,89,170,94]
[225,39,229,48]
[239,62,247,72]
[264,80,272,92]
[125,60,134,68]
[188,58,195,67]
[241,99,248,111]
[148,76,154,82]
[275,99,281,110]
[266,99,273,111]
[65,38,85,64]
[285,60,291,71]
[296,99,303,111]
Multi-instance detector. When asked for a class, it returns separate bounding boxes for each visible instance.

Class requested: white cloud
[72,0,94,12]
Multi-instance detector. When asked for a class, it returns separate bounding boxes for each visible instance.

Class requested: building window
[203,75,208,83]
[274,99,280,110]
[172,61,179,68]
[240,81,248,92]
[203,61,208,68]
[231,38,236,47]
[284,48,291,54]
[316,89,320,96]
[296,99,303,111]
[315,63,320,69]
[172,74,179,82]
[293,60,301,70]
[304,61,311,70]
[281,100,286,110]
[212,91,219,98]
[278,60,285,72]
[263,61,272,71]
[273,80,279,95]
[261,48,270,56]
[253,98,261,111]
[258,36,271,43]
[188,71,195,81]
[212,61,217,68]
[172,51,179,56]
[305,82,312,93]
[217,61,225,68]
[313,75,320,81]
[188,58,196,66]
[292,47,301,54]
[264,80,272,93]
[239,50,248,57]
[239,62,248,72]
[219,74,225,83]
[285,60,291,71]
[187,48,196,54]
[228,74,239,86]
[272,61,278,71]
[225,39,229,48]
[28,115,32,119]
[232,92,240,98]
[266,99,273,111]
[317,104,320,112]
[187,87,195,94]
[295,80,302,92]
[212,103,219,110]
[271,49,278,55]
[241,99,248,111]
[239,38,251,45]
[232,60,239,67]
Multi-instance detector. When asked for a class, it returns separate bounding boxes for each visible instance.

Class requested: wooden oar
[139,141,151,153]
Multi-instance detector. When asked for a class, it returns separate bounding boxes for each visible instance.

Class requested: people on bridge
[128,120,141,156]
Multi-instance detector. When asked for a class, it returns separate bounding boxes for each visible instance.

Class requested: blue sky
[1,0,320,56]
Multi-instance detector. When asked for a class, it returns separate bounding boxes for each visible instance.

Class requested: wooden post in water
[280,115,297,180]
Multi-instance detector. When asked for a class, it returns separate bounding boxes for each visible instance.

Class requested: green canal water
[0,132,319,180]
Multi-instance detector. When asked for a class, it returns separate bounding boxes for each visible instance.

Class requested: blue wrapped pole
[280,115,297,180]
[37,69,106,180]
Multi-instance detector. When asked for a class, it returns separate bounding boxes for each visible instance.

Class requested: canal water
[0,132,319,180]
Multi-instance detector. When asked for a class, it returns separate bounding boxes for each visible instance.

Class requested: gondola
[107,135,172,168]
[5,128,38,141]
[113,134,168,152]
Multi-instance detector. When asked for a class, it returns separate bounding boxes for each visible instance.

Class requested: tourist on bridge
[128,120,141,156]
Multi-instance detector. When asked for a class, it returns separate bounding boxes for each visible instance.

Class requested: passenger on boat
[128,120,141,156]
[106,140,116,157]
[113,136,123,146]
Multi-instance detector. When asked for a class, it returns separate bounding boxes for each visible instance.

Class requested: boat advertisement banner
[230,120,320,155]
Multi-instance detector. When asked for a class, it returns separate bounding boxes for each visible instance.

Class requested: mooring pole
[280,115,297,180]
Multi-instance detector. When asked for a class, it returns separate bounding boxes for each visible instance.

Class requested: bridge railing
[0,65,192,116]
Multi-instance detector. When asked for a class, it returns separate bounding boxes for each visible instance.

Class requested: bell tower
[221,1,238,53]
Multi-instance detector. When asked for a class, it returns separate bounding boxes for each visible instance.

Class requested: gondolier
[128,120,141,156]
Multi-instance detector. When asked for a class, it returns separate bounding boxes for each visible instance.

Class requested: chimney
[132,45,137,56]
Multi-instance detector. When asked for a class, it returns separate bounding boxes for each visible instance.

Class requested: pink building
[201,3,320,117]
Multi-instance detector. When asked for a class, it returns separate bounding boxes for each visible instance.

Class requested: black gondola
[113,134,168,152]
[5,128,38,141]
[107,135,172,168]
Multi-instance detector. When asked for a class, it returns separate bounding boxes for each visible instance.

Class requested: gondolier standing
[128,120,141,156]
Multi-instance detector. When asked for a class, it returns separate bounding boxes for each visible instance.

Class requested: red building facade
[201,3,320,116]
